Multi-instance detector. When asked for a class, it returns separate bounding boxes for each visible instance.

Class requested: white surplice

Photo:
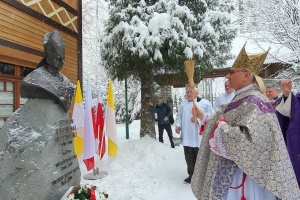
[213,91,235,110]
[175,98,215,147]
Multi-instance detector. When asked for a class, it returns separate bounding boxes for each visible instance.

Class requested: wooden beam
[200,68,231,79]
[154,63,290,87]
[154,73,201,87]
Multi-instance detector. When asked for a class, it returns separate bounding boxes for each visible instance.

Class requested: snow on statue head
[20,30,75,112]
[40,30,66,74]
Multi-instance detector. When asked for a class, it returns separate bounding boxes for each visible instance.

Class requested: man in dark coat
[149,96,175,148]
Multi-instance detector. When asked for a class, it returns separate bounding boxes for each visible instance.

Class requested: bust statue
[20,30,75,112]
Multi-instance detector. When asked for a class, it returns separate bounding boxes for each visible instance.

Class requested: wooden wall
[16,0,79,33]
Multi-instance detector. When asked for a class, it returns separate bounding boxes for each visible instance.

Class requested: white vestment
[223,168,276,200]
[213,91,235,110]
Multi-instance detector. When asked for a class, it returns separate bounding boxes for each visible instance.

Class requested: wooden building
[0,0,82,128]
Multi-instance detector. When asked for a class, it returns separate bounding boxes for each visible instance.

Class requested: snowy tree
[82,0,143,125]
[179,0,237,68]
[82,0,109,95]
[238,0,300,90]
[100,0,236,138]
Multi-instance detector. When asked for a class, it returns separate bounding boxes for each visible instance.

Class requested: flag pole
[95,124,104,174]
[103,94,109,164]
[98,125,106,164]
[95,125,100,173]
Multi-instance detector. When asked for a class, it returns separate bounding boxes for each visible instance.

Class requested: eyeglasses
[228,69,249,75]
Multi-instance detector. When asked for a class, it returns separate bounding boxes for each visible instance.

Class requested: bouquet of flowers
[66,184,108,200]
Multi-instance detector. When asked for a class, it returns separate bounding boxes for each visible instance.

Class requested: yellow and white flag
[72,80,84,158]
[105,79,118,163]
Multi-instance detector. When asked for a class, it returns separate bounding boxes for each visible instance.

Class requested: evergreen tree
[101,0,236,138]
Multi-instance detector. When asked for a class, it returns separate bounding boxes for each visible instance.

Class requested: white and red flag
[82,79,95,171]
[94,81,106,159]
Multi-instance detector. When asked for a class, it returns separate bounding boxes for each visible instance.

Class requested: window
[0,81,14,120]
[20,66,33,77]
[0,62,33,128]
[0,63,14,75]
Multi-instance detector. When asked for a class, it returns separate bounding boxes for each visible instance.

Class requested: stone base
[0,99,81,200]
[83,171,108,180]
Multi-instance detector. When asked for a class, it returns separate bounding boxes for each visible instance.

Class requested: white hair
[250,74,256,83]
[186,85,199,93]
[266,83,279,90]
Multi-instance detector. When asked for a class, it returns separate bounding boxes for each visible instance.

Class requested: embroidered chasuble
[191,85,300,200]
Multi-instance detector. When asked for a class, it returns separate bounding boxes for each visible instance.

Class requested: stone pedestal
[0,98,80,200]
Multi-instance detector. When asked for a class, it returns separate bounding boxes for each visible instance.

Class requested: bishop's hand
[280,77,292,98]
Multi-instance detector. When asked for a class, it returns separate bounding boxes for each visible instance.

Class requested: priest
[213,80,235,110]
[276,77,300,187]
[191,43,300,200]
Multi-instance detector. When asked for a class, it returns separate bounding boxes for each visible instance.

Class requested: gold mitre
[232,42,270,94]
[232,42,270,76]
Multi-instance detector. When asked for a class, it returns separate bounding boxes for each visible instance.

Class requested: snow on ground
[78,120,196,200]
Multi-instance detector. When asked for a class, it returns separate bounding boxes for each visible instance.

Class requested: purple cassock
[276,92,300,186]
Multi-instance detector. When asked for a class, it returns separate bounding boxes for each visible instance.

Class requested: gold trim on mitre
[232,42,270,95]
[232,42,270,76]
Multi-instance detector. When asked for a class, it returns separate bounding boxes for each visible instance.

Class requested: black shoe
[171,143,175,148]
[184,176,191,184]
